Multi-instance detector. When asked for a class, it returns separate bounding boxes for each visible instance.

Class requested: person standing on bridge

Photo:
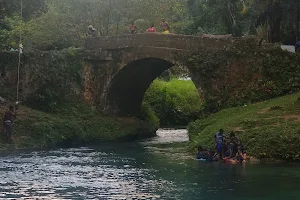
[87,25,98,38]
[147,23,157,33]
[130,22,138,34]
[160,19,170,34]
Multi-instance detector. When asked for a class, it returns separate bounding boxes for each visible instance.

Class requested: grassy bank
[188,92,300,161]
[0,103,157,151]
[143,79,203,126]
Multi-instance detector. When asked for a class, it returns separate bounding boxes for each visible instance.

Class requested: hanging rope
[16,0,23,102]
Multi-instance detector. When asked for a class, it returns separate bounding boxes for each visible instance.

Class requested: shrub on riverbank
[143,79,203,126]
[140,102,160,128]
[0,103,157,151]
[188,92,300,161]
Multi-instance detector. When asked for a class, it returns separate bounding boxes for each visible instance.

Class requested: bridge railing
[85,33,261,51]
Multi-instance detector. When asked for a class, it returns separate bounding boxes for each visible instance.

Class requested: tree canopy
[0,0,299,50]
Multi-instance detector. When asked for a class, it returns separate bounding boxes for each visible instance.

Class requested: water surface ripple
[0,129,300,199]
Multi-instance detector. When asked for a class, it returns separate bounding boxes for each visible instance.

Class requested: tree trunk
[297,4,300,42]
[267,15,282,43]
[105,0,112,36]
[0,0,5,28]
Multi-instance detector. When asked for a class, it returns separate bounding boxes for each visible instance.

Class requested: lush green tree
[186,0,246,36]
[0,0,47,50]
[1,0,299,51]
[18,0,188,49]
[253,0,299,43]
[143,79,203,126]
[185,0,299,43]
[2,0,47,20]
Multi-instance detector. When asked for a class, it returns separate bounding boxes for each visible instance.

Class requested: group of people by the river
[197,129,247,164]
[130,19,170,34]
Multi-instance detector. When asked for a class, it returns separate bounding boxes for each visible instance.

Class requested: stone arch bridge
[1,33,292,117]
[83,33,276,116]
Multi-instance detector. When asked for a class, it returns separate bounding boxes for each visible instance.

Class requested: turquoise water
[0,129,300,199]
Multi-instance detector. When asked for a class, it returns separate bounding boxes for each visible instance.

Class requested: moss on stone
[180,43,300,112]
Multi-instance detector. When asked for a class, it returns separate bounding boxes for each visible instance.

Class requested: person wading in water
[2,105,17,140]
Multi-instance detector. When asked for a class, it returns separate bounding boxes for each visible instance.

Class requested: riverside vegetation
[0,103,157,151]
[188,92,300,161]
[143,79,203,127]
[145,76,300,161]
[1,0,300,161]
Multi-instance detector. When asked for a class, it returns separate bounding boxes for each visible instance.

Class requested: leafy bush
[140,102,160,129]
[0,103,158,150]
[25,84,69,112]
[143,79,204,126]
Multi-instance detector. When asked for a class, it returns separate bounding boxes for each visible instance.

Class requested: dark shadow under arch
[107,58,174,116]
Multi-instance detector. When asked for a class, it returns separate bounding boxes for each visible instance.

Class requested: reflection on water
[0,129,300,199]
[0,148,164,199]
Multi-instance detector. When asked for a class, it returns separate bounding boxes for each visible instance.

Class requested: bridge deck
[85,33,260,51]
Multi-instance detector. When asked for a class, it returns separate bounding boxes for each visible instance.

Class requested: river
[0,129,300,199]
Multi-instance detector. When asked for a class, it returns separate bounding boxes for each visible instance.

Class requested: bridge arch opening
[107,58,176,116]
[106,57,202,123]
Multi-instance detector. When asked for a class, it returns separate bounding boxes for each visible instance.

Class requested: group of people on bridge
[130,19,170,34]
[87,19,170,38]
[197,129,247,164]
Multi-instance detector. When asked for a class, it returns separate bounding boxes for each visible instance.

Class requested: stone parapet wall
[85,33,262,52]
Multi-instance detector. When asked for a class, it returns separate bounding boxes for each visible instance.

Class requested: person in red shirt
[147,23,157,33]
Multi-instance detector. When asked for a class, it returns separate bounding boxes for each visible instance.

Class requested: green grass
[188,92,300,160]
[143,78,204,126]
[0,103,157,151]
